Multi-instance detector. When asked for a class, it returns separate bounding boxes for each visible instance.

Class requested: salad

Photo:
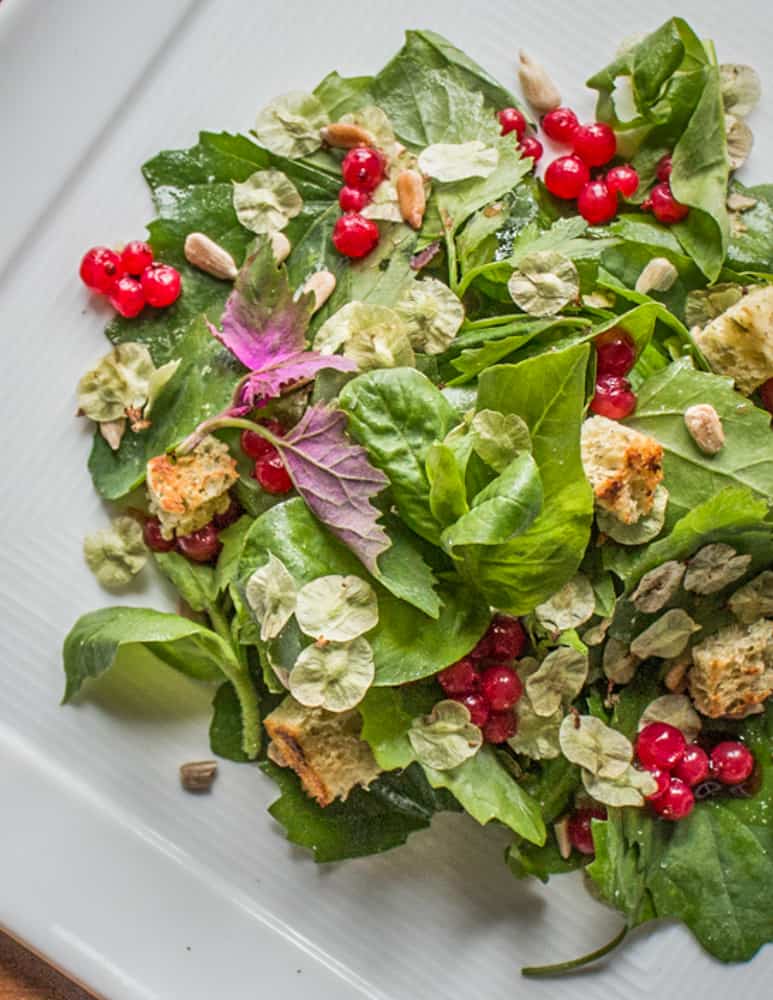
[64,17,773,973]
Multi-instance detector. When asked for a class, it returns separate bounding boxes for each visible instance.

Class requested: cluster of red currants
[635,721,756,821]
[590,327,638,420]
[497,107,544,165]
[79,242,182,318]
[332,148,385,259]
[437,614,528,745]
[240,421,293,495]
[143,495,242,564]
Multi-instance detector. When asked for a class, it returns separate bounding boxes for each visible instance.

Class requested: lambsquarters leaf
[464,345,594,613]
[588,691,773,962]
[359,687,546,845]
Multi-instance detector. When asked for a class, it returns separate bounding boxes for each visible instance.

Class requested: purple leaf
[275,404,391,573]
[238,351,355,409]
[210,293,304,372]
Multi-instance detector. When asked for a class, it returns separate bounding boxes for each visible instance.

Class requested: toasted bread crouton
[692,285,773,395]
[264,696,382,807]
[580,416,664,525]
[688,619,773,718]
[146,435,238,539]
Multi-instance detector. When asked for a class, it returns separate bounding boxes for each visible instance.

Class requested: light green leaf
[77,343,155,422]
[154,550,216,612]
[526,647,589,717]
[395,277,464,354]
[597,485,669,545]
[535,574,596,633]
[582,764,657,807]
[245,552,297,641]
[295,575,378,641]
[559,714,633,779]
[683,543,752,594]
[426,443,468,527]
[254,91,328,158]
[729,571,773,624]
[639,694,702,741]
[232,169,302,235]
[508,251,579,317]
[418,140,498,182]
[83,516,147,589]
[289,637,375,712]
[408,700,482,770]
[314,301,414,371]
[469,410,531,474]
[630,608,700,659]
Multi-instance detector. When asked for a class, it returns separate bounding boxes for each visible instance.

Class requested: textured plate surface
[0,0,771,996]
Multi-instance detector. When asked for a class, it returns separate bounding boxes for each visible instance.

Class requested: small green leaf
[77,343,155,422]
[254,91,328,158]
[83,516,147,589]
[232,169,302,234]
[630,560,685,613]
[426,443,468,527]
[408,699,482,770]
[154,550,216,612]
[245,553,297,641]
[535,574,596,633]
[395,277,464,354]
[630,608,701,659]
[289,636,375,712]
[639,694,702,742]
[418,140,498,181]
[295,575,378,641]
[508,251,579,316]
[559,714,632,779]
[729,570,773,624]
[526,647,588,717]
[683,543,752,594]
[469,409,531,474]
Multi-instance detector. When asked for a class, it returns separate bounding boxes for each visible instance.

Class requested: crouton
[692,284,773,395]
[688,619,773,718]
[264,696,382,807]
[580,416,664,525]
[146,435,238,539]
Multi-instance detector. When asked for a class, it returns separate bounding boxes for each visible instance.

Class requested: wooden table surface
[0,932,93,1000]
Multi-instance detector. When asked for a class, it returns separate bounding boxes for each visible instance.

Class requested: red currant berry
[176,524,222,563]
[254,453,293,494]
[648,182,689,225]
[332,213,380,259]
[577,180,618,224]
[339,186,371,212]
[673,745,710,787]
[240,420,284,461]
[605,164,639,198]
[488,614,528,660]
[636,722,686,771]
[455,692,490,728]
[541,107,580,143]
[498,107,527,138]
[656,154,673,182]
[544,155,590,200]
[212,496,243,530]
[143,517,175,553]
[759,378,773,414]
[643,765,671,801]
[120,240,154,276]
[651,777,695,820]
[567,807,606,855]
[438,658,479,697]
[341,147,385,192]
[109,275,145,318]
[572,122,617,167]
[710,741,755,785]
[595,329,636,377]
[590,374,637,420]
[482,710,517,744]
[480,664,523,711]
[519,135,543,164]
[79,246,123,293]
[141,263,182,308]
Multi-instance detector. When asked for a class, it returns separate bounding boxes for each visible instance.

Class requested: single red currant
[541,107,580,143]
[642,765,671,801]
[487,614,528,660]
[651,777,695,820]
[143,517,175,553]
[648,182,689,225]
[332,213,379,259]
[636,722,686,771]
[109,275,146,318]
[656,154,673,182]
[176,524,222,563]
[595,329,636,377]
[605,164,640,198]
[482,710,517,744]
[339,186,371,212]
[79,246,123,293]
[673,745,710,787]
[577,180,618,224]
[498,107,527,138]
[572,122,617,167]
[240,419,284,461]
[141,263,182,308]
[590,374,637,420]
[212,496,243,530]
[438,658,479,697]
[759,378,773,414]
[480,664,523,711]
[567,807,607,855]
[341,147,385,192]
[455,692,490,728]
[544,155,590,200]
[120,240,154,276]
[519,135,543,164]
[254,453,293,494]
[710,741,755,785]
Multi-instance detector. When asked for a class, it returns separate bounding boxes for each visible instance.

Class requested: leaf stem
[208,603,261,759]
[177,415,280,455]
[521,926,628,978]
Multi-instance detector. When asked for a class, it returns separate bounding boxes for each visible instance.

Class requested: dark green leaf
[209,682,248,762]
[154,551,217,612]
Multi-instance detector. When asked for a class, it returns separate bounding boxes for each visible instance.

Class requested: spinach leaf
[238,499,489,686]
[154,551,217,612]
[464,345,594,613]
[262,760,456,863]
[209,682,248,762]
[314,71,375,118]
[426,443,468,527]
[62,607,260,758]
[627,359,773,527]
[214,516,253,594]
[727,182,773,273]
[339,368,458,544]
[88,316,241,500]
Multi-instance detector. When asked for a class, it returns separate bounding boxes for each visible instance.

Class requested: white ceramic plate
[1,0,771,996]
